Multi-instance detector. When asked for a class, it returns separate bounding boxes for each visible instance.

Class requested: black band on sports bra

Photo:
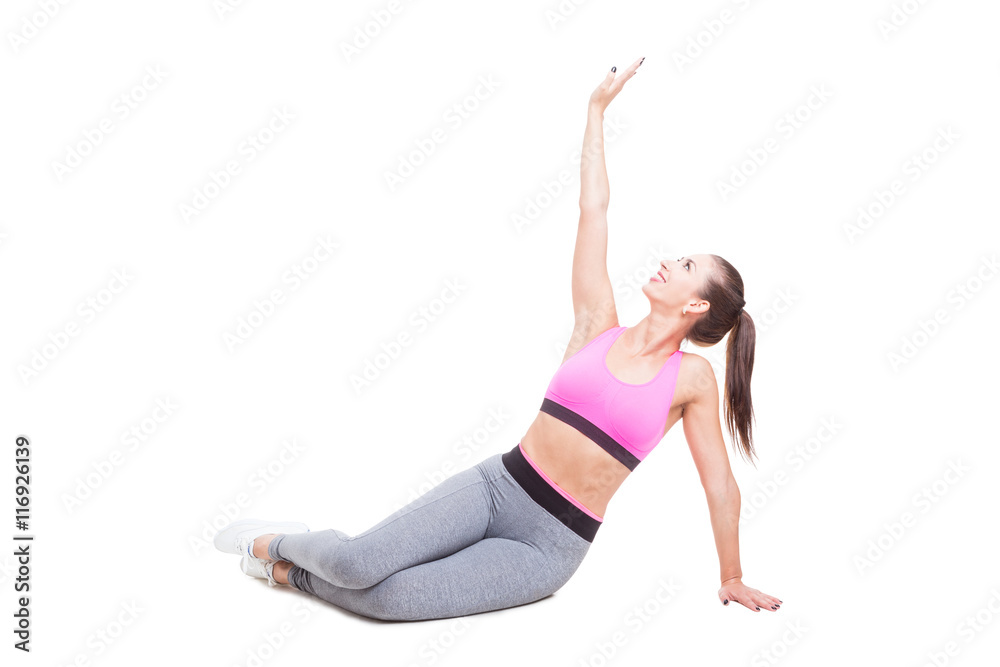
[539,398,641,471]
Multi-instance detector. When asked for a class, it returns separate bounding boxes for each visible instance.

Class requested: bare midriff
[519,390,688,518]
[519,412,633,519]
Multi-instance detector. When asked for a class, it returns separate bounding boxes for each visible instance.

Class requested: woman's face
[642,253,712,312]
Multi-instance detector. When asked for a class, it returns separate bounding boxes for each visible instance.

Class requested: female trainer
[214,56,782,621]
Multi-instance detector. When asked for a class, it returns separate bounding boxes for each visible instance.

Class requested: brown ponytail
[687,256,757,466]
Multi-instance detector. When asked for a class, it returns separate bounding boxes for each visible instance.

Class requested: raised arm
[564,59,644,361]
[682,355,782,613]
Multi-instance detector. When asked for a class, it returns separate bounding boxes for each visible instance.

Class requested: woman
[214,56,782,621]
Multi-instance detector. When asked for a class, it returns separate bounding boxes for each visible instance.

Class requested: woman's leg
[287,535,585,621]
[266,458,500,589]
[275,450,593,621]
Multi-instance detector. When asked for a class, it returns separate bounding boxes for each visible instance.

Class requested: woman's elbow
[704,474,740,505]
[579,197,609,213]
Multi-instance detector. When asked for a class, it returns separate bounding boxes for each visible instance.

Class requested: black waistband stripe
[501,444,600,543]
[539,398,641,471]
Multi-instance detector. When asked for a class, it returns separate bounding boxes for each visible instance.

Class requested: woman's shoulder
[675,351,719,406]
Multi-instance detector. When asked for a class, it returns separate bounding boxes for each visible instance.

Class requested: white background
[2,0,999,665]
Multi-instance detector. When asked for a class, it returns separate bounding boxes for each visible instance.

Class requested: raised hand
[588,57,645,113]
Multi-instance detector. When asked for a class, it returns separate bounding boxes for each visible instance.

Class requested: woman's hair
[686,255,757,466]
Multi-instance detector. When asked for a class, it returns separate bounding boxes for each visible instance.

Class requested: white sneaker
[213,519,310,558]
[241,555,279,587]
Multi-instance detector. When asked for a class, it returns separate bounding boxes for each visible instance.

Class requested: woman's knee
[325,542,385,589]
[297,532,382,589]
[357,581,424,621]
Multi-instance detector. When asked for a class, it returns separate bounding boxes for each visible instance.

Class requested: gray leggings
[268,448,596,621]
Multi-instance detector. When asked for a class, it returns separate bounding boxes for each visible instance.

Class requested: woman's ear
[689,300,710,315]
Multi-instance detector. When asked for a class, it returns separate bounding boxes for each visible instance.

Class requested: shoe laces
[234,536,255,559]
[240,555,277,587]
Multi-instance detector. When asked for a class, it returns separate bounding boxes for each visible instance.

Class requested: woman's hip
[474,445,599,564]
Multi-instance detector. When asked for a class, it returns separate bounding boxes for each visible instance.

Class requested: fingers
[609,57,644,92]
[720,588,743,608]
[619,56,644,80]
[720,591,783,612]
[728,593,756,612]
[757,590,783,610]
[604,66,635,99]
[605,57,644,83]
[748,593,781,612]
[594,66,615,94]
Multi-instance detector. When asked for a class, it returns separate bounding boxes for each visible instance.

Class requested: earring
[682,307,687,315]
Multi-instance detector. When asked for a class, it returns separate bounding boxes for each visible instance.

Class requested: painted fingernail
[640,57,645,63]
[771,606,777,610]
[755,606,760,611]
[723,599,729,605]
[611,66,616,72]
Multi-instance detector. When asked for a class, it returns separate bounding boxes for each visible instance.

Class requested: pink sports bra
[541,326,684,471]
